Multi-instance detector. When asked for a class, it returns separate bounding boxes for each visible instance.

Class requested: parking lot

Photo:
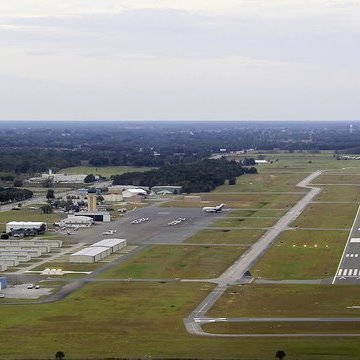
[1,283,52,299]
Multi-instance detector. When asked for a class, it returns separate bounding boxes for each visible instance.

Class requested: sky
[0,0,359,121]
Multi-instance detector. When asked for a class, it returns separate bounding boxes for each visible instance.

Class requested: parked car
[27,284,34,289]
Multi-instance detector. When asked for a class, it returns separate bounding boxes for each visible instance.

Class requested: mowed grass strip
[252,229,348,280]
[185,229,265,245]
[315,185,360,202]
[2,281,349,360]
[0,282,234,359]
[250,152,355,171]
[215,172,308,193]
[209,216,277,228]
[292,202,358,229]
[207,284,360,318]
[163,193,303,210]
[312,174,360,185]
[98,245,247,279]
[203,322,360,335]
[229,208,287,217]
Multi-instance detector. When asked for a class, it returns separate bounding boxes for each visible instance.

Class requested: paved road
[184,170,326,337]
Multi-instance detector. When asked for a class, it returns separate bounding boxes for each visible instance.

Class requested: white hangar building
[6,221,47,233]
[59,215,93,228]
[69,247,110,263]
[69,238,127,263]
[90,238,126,253]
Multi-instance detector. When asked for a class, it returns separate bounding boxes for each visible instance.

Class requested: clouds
[0,1,359,120]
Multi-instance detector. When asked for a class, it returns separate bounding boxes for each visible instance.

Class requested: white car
[27,284,34,289]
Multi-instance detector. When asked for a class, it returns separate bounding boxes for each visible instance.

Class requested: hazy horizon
[1,1,359,121]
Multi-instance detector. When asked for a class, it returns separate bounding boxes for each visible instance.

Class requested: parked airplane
[202,203,224,213]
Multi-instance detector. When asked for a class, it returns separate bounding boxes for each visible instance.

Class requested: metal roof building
[6,221,47,233]
[69,247,110,263]
[91,238,127,253]
[59,215,93,228]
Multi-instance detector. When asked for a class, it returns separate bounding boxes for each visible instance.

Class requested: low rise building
[6,221,47,234]
[151,186,182,195]
[59,215,93,228]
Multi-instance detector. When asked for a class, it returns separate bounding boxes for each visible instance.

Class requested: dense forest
[112,159,257,193]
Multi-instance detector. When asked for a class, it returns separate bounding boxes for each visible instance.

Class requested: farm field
[98,245,247,279]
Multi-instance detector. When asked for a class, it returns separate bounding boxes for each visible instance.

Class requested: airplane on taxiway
[202,203,224,213]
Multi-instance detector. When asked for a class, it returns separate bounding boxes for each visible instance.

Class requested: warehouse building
[91,238,127,253]
[69,247,110,263]
[151,186,182,195]
[74,211,111,222]
[69,238,127,263]
[59,215,93,228]
[6,221,47,234]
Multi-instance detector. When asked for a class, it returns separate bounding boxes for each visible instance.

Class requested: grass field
[312,174,360,185]
[204,322,360,334]
[185,228,265,245]
[58,165,155,178]
[209,216,278,228]
[252,229,348,280]
[98,245,247,279]
[247,151,360,172]
[207,284,360,318]
[314,185,360,202]
[163,192,303,210]
[291,202,358,229]
[215,172,308,193]
[2,281,360,360]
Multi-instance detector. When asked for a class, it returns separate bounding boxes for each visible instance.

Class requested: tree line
[0,188,33,203]
[112,159,257,193]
